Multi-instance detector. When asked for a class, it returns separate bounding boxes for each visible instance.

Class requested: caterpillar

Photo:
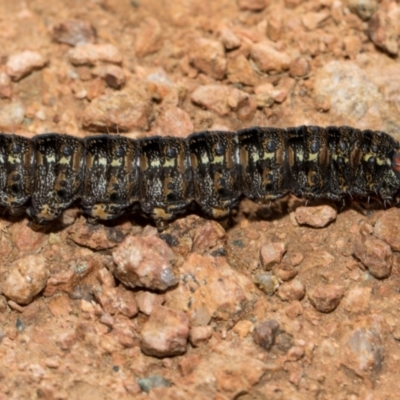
[1,125,400,229]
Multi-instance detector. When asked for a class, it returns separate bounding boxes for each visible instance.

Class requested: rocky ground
[0,0,400,399]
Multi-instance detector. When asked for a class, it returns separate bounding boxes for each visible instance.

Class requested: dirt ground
[0,0,400,399]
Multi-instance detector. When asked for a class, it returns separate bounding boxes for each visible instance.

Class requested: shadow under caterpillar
[1,125,400,229]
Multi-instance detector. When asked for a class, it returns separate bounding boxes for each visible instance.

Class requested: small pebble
[289,57,310,78]
[191,84,248,116]
[251,42,290,73]
[342,328,384,377]
[308,284,344,313]
[218,26,241,50]
[138,375,172,394]
[0,72,12,98]
[227,55,258,86]
[277,279,305,301]
[253,272,280,295]
[273,263,298,281]
[52,19,96,46]
[232,320,253,338]
[267,14,283,42]
[82,90,151,131]
[2,255,49,305]
[112,236,178,291]
[348,0,378,21]
[374,208,400,251]
[135,17,163,57]
[0,102,24,130]
[260,242,286,270]
[295,205,337,228]
[343,287,371,313]
[237,0,267,11]
[252,319,280,350]
[140,305,190,357]
[189,37,226,80]
[92,65,125,89]
[6,51,47,81]
[353,236,392,279]
[68,43,122,66]
[301,11,330,31]
[189,326,213,347]
[368,10,399,56]
[135,291,165,316]
[151,106,194,138]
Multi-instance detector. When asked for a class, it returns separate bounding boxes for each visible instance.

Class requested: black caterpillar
[1,125,400,228]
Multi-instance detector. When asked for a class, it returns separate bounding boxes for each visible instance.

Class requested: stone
[68,219,127,250]
[0,102,25,132]
[232,320,253,338]
[218,26,241,50]
[341,328,384,378]
[95,286,138,318]
[227,55,258,86]
[1,255,49,305]
[251,42,290,73]
[165,253,253,322]
[68,43,122,66]
[344,35,363,59]
[252,319,280,350]
[151,106,194,138]
[135,17,163,57]
[314,61,383,121]
[277,279,305,301]
[294,205,337,228]
[343,287,371,313]
[288,252,304,266]
[189,326,213,347]
[308,284,344,313]
[92,65,125,89]
[47,295,73,316]
[6,51,47,81]
[353,235,392,279]
[301,11,330,31]
[97,267,116,288]
[252,272,280,295]
[144,68,175,101]
[112,236,178,291]
[374,208,400,251]
[138,375,172,393]
[191,84,248,116]
[189,37,226,80]
[284,301,303,318]
[135,291,165,315]
[0,72,12,98]
[82,89,151,132]
[289,57,310,78]
[237,0,267,11]
[140,305,190,357]
[52,19,96,46]
[348,0,378,21]
[300,250,335,273]
[181,346,267,397]
[273,263,298,281]
[267,13,283,42]
[368,10,399,56]
[260,242,286,270]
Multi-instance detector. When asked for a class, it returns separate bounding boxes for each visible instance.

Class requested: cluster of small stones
[0,201,397,396]
[0,0,399,137]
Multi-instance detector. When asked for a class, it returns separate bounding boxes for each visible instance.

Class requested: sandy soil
[0,0,400,399]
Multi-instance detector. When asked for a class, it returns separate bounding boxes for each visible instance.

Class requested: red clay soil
[0,0,400,399]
